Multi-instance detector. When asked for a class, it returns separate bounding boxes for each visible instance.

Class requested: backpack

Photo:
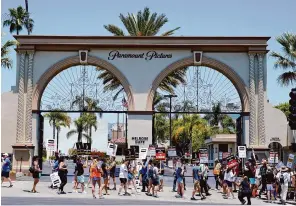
[148,166,154,178]
[280,173,285,184]
[29,166,35,173]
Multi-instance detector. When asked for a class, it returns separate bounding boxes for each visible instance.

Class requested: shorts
[225,180,233,188]
[249,178,256,185]
[152,178,159,186]
[92,177,101,182]
[194,180,200,189]
[159,175,163,180]
[109,172,115,178]
[1,171,9,178]
[120,178,127,184]
[267,184,274,191]
[177,177,183,184]
[77,175,85,183]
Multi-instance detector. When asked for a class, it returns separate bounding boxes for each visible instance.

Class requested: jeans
[214,175,220,189]
[59,174,67,192]
[281,185,288,203]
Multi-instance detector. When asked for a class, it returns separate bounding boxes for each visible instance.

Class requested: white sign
[139,148,148,160]
[107,143,118,157]
[269,152,279,164]
[168,147,177,157]
[199,149,208,163]
[47,139,55,150]
[238,146,246,158]
[168,160,173,168]
[287,154,294,168]
[148,146,156,157]
[50,172,61,187]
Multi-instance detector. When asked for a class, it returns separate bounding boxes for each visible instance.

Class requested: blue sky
[1,0,296,106]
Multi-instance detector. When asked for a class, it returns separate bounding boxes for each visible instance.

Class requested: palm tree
[3,6,34,35]
[221,115,236,134]
[81,113,98,143]
[55,119,70,152]
[66,117,91,143]
[71,96,102,116]
[270,33,296,86]
[204,102,224,127]
[99,7,185,100]
[44,111,71,140]
[1,40,17,69]
[104,7,180,36]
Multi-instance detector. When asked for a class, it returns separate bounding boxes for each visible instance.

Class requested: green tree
[270,33,296,86]
[204,102,224,126]
[44,111,71,140]
[274,102,289,119]
[66,117,91,143]
[99,7,185,100]
[154,113,168,143]
[3,6,34,35]
[1,40,17,69]
[82,113,98,142]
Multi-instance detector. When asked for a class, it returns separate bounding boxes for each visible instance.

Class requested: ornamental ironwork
[40,65,128,111]
[155,66,242,113]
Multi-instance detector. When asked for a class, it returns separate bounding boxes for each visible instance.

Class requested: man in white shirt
[118,160,130,196]
[277,166,290,205]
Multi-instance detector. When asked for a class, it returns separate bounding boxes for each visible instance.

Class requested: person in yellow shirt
[213,159,222,190]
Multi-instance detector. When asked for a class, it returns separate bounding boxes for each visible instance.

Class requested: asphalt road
[1,197,224,205]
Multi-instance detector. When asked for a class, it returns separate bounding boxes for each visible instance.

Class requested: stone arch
[146,55,249,112]
[32,55,135,111]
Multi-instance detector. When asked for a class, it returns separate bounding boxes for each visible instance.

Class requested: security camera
[79,50,88,64]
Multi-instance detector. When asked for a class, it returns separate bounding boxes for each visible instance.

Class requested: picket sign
[50,172,61,187]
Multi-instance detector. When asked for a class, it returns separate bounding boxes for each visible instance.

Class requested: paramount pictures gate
[5,35,287,173]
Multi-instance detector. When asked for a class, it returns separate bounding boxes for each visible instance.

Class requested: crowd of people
[2,151,296,205]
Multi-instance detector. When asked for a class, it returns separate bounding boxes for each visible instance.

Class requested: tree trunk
[53,120,56,139]
[57,130,59,153]
[89,126,92,144]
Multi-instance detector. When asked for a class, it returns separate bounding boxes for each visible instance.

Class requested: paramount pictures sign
[108,50,172,61]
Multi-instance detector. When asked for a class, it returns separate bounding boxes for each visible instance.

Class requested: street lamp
[164,94,178,146]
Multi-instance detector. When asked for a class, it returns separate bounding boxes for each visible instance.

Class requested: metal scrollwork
[40,65,128,111]
[155,66,242,113]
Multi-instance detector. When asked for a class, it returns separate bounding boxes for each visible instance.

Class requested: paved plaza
[1,181,278,205]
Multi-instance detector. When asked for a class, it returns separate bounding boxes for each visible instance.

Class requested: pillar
[257,53,266,146]
[248,53,256,146]
[13,50,35,174]
[25,51,35,143]
[127,113,153,149]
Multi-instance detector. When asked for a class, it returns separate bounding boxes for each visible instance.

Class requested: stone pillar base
[12,144,35,175]
[127,112,153,149]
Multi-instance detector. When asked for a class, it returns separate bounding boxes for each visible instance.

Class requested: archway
[150,56,249,158]
[32,56,134,172]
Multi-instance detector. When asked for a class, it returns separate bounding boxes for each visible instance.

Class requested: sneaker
[153,195,159,198]
[175,194,182,198]
[201,196,206,200]
[206,193,211,196]
[73,190,78,193]
[99,195,104,199]
[123,192,131,196]
[191,197,197,200]
[118,192,122,196]
[82,191,87,194]
[241,200,246,205]
[112,188,117,190]
[8,185,13,188]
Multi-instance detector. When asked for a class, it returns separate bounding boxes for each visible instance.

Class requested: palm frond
[270,51,296,69]
[66,130,77,139]
[161,27,181,36]
[103,24,125,36]
[277,71,296,86]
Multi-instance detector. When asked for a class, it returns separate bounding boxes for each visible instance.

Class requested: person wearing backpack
[277,166,290,205]
[1,153,13,188]
[146,159,154,196]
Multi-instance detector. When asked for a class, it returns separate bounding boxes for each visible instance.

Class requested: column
[248,53,256,146]
[127,113,153,149]
[257,53,266,145]
[16,51,26,143]
[25,51,35,143]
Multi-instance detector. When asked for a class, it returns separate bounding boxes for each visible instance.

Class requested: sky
[1,0,296,150]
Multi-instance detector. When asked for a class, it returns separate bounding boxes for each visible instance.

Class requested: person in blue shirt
[140,160,148,192]
[191,160,205,200]
[175,161,184,198]
[49,153,59,189]
[1,153,13,187]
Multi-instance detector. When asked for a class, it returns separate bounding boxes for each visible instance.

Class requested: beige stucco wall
[264,102,288,147]
[1,92,18,153]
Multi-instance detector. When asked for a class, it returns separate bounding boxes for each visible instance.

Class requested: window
[116,147,123,155]
[219,144,228,152]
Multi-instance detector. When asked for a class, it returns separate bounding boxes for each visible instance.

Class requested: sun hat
[3,153,8,156]
[281,166,288,172]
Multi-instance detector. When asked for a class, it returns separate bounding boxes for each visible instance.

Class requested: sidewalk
[1,181,273,205]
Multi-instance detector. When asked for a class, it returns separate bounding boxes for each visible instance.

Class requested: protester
[146,159,154,196]
[140,160,148,192]
[237,176,251,205]
[175,162,184,198]
[277,166,290,205]
[90,158,104,199]
[49,152,59,189]
[191,160,205,201]
[108,157,117,190]
[266,167,275,203]
[118,160,130,196]
[31,156,41,193]
[258,159,268,198]
[73,157,87,194]
[224,165,235,199]
[213,158,221,191]
[58,156,68,194]
[1,153,13,188]
[101,159,109,195]
[158,161,164,192]
[151,161,160,198]
[200,163,211,196]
